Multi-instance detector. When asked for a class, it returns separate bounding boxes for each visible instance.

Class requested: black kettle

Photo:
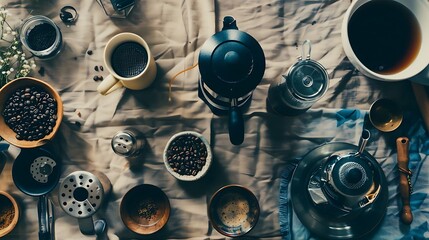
[198,16,265,145]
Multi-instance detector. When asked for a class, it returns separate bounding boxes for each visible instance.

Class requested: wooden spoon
[396,137,413,225]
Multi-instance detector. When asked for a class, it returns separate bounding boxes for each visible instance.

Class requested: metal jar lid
[59,171,105,218]
[285,40,329,101]
[111,129,145,157]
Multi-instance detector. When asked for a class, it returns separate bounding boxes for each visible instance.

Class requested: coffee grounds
[27,23,57,51]
[137,199,158,220]
[0,196,15,230]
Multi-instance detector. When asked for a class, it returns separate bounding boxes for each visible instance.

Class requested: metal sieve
[30,156,57,183]
[111,42,148,78]
[59,171,111,236]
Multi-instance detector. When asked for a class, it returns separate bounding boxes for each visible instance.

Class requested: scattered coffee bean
[166,134,208,176]
[92,75,104,81]
[87,50,93,55]
[38,67,45,77]
[2,86,58,141]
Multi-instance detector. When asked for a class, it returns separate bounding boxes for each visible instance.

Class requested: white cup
[97,32,157,95]
[342,0,429,81]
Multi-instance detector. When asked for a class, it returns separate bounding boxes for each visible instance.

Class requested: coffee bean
[2,86,58,141]
[166,133,208,177]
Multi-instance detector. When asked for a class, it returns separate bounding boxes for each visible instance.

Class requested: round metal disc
[290,142,388,239]
[30,156,57,183]
[59,171,104,218]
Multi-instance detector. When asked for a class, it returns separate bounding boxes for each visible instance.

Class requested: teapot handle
[222,16,238,30]
[229,99,244,145]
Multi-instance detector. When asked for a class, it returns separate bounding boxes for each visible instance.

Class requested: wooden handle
[396,137,413,224]
[411,82,429,132]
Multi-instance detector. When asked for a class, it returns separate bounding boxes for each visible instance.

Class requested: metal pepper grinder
[58,171,111,235]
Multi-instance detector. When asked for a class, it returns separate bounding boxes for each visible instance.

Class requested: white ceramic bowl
[163,131,212,181]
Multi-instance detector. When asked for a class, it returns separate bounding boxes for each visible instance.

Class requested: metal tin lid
[58,171,104,218]
[286,59,329,100]
[111,130,138,157]
[198,16,265,99]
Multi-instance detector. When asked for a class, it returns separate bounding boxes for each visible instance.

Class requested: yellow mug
[97,32,157,95]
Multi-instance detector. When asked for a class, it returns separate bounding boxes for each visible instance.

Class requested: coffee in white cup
[342,0,429,81]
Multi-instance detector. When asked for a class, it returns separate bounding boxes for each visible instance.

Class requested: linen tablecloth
[0,0,427,239]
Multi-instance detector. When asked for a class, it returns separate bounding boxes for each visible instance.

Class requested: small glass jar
[20,15,63,60]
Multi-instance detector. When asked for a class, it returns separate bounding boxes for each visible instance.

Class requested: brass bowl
[208,184,260,237]
[369,98,403,132]
[0,191,19,237]
[0,77,63,148]
[120,184,170,235]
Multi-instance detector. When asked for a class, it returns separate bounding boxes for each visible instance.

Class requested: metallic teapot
[317,129,382,212]
[291,129,388,239]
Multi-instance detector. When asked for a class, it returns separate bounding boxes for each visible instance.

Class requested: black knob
[345,167,363,184]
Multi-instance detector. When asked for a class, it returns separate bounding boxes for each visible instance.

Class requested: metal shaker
[58,171,111,236]
[111,128,146,157]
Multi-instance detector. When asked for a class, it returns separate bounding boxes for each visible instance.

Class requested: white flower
[9,68,13,72]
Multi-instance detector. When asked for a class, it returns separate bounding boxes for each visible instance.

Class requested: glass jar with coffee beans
[165,133,208,176]
[2,86,58,141]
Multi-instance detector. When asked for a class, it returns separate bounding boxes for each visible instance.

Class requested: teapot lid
[329,155,374,196]
[198,16,265,99]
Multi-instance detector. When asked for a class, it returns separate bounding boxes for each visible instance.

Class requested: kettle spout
[222,16,238,30]
[357,129,370,155]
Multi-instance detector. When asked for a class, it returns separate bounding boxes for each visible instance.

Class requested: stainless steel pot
[290,129,388,239]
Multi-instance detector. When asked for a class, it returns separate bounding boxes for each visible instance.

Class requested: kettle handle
[229,99,244,145]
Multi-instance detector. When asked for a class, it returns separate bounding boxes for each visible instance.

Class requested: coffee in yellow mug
[97,32,157,95]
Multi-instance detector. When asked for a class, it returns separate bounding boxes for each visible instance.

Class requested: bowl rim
[119,184,170,235]
[0,191,20,237]
[163,131,212,181]
[207,184,260,237]
[0,77,64,148]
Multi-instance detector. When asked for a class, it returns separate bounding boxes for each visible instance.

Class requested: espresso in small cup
[97,32,157,95]
[342,0,429,81]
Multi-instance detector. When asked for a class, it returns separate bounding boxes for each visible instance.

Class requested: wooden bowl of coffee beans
[0,77,63,148]
[163,131,212,181]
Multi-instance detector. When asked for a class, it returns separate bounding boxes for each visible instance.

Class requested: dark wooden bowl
[120,184,170,235]
[0,77,63,148]
[0,191,19,237]
[208,184,260,237]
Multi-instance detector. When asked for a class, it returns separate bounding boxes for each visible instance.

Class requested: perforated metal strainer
[59,171,111,236]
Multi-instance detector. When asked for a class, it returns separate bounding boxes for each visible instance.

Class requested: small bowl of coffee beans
[0,77,63,148]
[163,131,212,181]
